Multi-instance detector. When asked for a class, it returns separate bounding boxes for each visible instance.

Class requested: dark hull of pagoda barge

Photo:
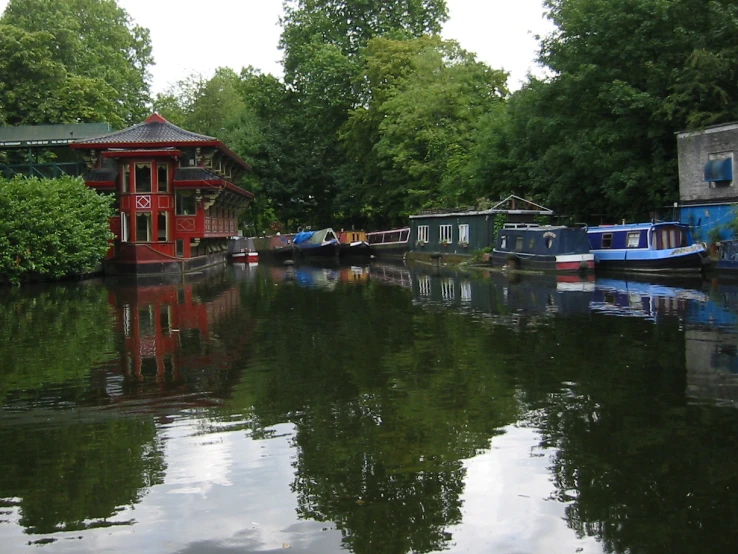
[492,224,594,273]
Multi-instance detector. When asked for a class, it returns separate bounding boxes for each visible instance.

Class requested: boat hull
[339,242,371,258]
[294,242,340,258]
[493,251,595,273]
[232,252,258,264]
[592,248,708,273]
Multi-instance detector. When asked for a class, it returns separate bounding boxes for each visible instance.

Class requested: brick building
[677,122,738,243]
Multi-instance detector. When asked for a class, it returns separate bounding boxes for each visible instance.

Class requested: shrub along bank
[0,176,114,285]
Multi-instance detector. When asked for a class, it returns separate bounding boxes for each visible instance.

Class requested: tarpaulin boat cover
[293,231,316,244]
[293,228,337,245]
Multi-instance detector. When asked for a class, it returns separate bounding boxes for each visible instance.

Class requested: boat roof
[500,224,582,232]
[587,221,686,232]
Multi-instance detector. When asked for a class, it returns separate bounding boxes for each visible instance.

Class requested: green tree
[154,68,245,137]
[275,0,450,227]
[339,37,507,225]
[1,0,153,126]
[0,176,114,284]
[472,0,738,221]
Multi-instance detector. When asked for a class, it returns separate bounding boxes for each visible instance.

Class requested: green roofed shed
[0,123,112,148]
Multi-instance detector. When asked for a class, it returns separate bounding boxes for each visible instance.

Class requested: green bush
[0,176,114,284]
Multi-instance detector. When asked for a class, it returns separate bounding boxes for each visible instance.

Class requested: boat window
[134,162,152,193]
[175,239,184,257]
[545,236,553,248]
[135,211,152,242]
[515,235,524,251]
[157,162,169,192]
[440,224,453,243]
[626,231,640,248]
[158,212,168,242]
[602,233,613,248]
[120,212,129,242]
[400,229,409,242]
[529,236,536,249]
[670,229,678,249]
[175,190,197,215]
[121,163,130,192]
[458,224,470,243]
[417,225,429,243]
[500,235,507,249]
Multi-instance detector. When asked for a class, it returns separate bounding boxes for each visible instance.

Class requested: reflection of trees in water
[226,276,520,553]
[0,418,165,534]
[0,283,116,407]
[519,314,738,554]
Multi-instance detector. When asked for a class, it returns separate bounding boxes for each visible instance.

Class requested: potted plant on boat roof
[458,240,469,248]
[440,240,449,248]
[416,239,426,247]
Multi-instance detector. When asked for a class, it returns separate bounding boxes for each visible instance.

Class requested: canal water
[1,262,738,554]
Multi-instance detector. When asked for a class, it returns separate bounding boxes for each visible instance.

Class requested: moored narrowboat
[493,224,594,273]
[338,230,370,257]
[367,227,411,258]
[253,233,296,260]
[228,236,258,264]
[293,228,341,258]
[587,222,708,273]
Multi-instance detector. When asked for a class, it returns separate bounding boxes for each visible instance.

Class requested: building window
[121,212,129,242]
[121,163,130,193]
[705,152,733,187]
[158,212,168,242]
[135,212,152,242]
[157,163,169,192]
[417,225,429,243]
[440,224,452,243]
[602,233,613,248]
[458,224,469,243]
[626,231,640,248]
[175,239,184,257]
[176,190,197,215]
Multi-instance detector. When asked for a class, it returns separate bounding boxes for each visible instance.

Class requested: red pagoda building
[71,114,253,275]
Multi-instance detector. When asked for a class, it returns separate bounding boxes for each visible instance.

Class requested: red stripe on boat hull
[556,260,595,272]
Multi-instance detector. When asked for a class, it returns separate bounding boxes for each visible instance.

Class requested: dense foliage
[5,0,738,229]
[0,0,153,127]
[0,176,114,284]
[472,0,738,222]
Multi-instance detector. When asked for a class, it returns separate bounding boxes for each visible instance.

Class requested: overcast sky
[0,0,554,94]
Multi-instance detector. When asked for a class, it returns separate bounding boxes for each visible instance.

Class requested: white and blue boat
[587,221,708,273]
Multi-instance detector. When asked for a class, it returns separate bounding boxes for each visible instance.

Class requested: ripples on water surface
[1,262,738,553]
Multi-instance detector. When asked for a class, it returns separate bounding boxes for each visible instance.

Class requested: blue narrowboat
[292,228,341,258]
[493,224,595,273]
[586,222,708,273]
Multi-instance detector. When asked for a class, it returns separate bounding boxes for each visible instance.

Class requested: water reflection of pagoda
[106,275,249,395]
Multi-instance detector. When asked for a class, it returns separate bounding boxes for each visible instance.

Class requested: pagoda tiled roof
[84,168,119,182]
[73,114,216,146]
[173,167,223,182]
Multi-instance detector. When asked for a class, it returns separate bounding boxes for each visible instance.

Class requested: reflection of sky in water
[454,426,601,554]
[1,421,600,553]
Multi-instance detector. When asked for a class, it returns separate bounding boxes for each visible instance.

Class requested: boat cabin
[494,224,594,272]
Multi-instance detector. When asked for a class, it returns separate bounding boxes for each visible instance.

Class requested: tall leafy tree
[1,0,153,126]
[339,37,507,225]
[276,0,449,228]
[474,0,738,221]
